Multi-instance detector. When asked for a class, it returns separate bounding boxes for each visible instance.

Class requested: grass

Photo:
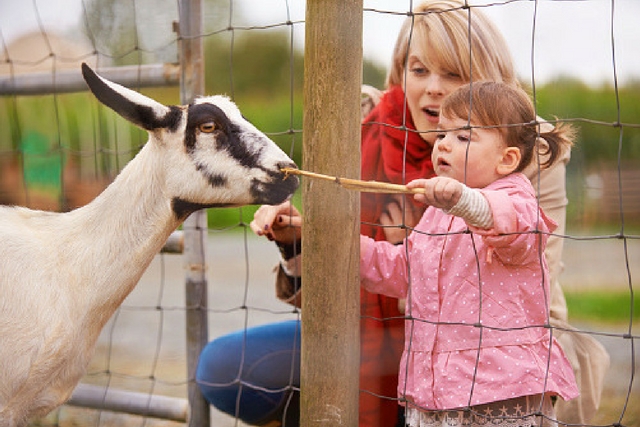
[564,288,639,427]
[564,288,639,325]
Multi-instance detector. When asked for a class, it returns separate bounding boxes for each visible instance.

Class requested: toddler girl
[360,81,579,427]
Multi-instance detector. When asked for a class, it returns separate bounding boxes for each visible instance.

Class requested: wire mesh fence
[0,1,638,426]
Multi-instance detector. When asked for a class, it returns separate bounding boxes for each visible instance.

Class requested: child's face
[432,115,511,189]
[401,47,465,146]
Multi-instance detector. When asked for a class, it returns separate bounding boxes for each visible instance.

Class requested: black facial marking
[157,106,183,132]
[184,103,231,153]
[195,163,227,187]
[219,129,263,169]
[184,102,263,168]
[171,198,233,221]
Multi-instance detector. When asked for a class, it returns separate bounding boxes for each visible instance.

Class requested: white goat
[0,63,299,426]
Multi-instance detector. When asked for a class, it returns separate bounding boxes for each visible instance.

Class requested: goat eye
[199,122,216,133]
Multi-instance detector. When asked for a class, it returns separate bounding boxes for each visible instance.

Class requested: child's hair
[440,81,574,172]
[387,0,517,88]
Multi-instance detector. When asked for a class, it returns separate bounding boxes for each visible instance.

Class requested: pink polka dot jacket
[360,172,579,410]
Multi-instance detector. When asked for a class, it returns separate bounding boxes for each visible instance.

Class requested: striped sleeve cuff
[446,184,494,229]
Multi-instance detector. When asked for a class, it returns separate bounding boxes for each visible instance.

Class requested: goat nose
[277,161,298,172]
[275,160,299,182]
[254,162,299,205]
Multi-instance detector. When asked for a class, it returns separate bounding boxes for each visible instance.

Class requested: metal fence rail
[0,64,180,96]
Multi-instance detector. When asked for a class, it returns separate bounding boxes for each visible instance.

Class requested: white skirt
[405,394,557,427]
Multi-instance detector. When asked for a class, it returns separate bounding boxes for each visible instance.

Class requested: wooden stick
[282,168,425,194]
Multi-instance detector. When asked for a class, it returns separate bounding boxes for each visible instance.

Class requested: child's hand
[407,177,463,211]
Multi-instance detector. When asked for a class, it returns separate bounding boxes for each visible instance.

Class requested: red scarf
[360,85,435,241]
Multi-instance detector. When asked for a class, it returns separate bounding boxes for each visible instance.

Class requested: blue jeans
[196,320,301,426]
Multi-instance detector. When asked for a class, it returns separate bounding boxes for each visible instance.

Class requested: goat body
[0,64,299,426]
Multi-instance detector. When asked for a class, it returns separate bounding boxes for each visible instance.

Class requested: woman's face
[401,46,465,146]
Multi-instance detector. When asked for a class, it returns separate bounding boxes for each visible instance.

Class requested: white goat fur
[0,64,298,426]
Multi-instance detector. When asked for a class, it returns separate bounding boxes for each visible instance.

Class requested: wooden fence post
[301,0,363,425]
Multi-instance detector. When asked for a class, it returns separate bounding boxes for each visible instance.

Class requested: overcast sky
[1,0,638,86]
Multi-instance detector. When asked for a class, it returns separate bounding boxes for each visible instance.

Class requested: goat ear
[82,63,175,131]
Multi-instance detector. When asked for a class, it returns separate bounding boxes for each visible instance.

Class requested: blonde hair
[386,0,517,88]
[441,82,574,172]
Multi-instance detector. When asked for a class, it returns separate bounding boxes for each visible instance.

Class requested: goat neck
[64,140,179,325]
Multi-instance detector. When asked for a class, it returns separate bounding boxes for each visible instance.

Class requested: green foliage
[200,31,387,172]
[534,78,640,164]
[204,30,303,100]
[202,30,304,168]
[362,58,387,89]
[564,289,639,325]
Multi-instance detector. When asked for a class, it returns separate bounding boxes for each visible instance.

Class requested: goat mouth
[251,173,300,205]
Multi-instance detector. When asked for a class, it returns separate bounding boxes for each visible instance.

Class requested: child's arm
[407,177,493,229]
[409,174,556,265]
[360,235,410,299]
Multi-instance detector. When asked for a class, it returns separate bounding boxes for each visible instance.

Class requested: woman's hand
[249,201,302,245]
[407,177,462,211]
[380,195,424,244]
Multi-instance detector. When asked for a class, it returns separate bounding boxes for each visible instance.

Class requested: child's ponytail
[537,120,575,169]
